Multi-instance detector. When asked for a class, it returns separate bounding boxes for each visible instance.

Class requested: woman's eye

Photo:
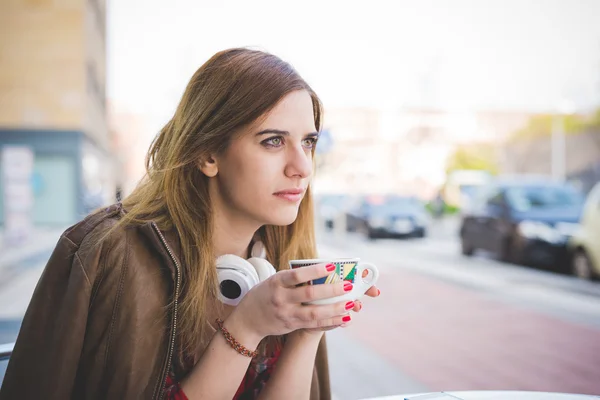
[263,137,283,147]
[302,137,318,148]
[262,136,318,149]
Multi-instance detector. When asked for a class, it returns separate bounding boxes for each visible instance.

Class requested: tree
[584,109,600,149]
[445,144,499,175]
[509,113,586,142]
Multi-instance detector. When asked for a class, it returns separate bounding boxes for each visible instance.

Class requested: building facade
[0,0,114,227]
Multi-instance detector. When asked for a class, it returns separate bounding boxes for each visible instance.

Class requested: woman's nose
[284,144,312,178]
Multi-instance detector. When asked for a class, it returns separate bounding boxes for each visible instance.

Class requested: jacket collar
[140,222,182,282]
[112,202,182,282]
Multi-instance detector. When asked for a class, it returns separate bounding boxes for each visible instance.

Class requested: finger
[306,313,352,329]
[365,286,380,297]
[352,300,362,312]
[305,325,340,333]
[294,300,355,322]
[278,263,336,288]
[288,280,352,303]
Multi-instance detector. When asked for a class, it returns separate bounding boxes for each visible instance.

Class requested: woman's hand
[352,284,380,314]
[351,266,381,314]
[301,283,381,335]
[229,263,356,341]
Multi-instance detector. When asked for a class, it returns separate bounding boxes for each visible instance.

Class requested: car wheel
[367,228,378,240]
[500,237,520,264]
[414,229,426,238]
[572,249,596,281]
[461,237,474,256]
[500,239,511,262]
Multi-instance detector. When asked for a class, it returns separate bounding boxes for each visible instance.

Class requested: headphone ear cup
[216,255,260,306]
[247,257,277,282]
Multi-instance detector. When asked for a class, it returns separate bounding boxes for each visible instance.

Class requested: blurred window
[366,196,423,213]
[460,184,481,199]
[487,192,504,207]
[87,62,106,111]
[505,185,583,211]
[88,0,106,38]
[468,185,496,212]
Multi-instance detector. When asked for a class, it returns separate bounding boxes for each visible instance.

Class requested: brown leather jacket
[0,204,331,399]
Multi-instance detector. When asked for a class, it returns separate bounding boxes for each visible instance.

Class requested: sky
[107,0,600,133]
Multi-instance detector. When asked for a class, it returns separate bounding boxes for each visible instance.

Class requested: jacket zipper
[151,222,182,400]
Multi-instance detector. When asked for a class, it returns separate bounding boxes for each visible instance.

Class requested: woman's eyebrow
[255,129,319,136]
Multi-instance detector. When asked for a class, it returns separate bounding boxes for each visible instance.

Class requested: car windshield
[365,196,422,212]
[320,195,345,205]
[460,184,481,198]
[505,185,583,211]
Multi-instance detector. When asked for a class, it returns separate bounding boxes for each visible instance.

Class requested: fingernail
[345,301,354,310]
[344,282,353,292]
[342,315,351,322]
[326,263,336,272]
[359,303,363,310]
[377,289,381,296]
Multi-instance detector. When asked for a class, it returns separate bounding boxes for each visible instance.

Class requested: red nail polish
[377,289,381,296]
[345,301,354,310]
[343,282,353,292]
[326,263,336,272]
[342,315,351,322]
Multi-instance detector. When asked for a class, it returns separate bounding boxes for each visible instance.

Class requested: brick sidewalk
[345,267,600,395]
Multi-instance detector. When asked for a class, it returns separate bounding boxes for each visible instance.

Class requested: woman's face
[208,90,318,227]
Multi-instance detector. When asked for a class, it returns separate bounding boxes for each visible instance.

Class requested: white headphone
[216,240,276,306]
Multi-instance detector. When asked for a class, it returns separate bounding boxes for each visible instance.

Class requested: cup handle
[352,262,379,296]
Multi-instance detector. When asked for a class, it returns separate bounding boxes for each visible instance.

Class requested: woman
[0,48,380,400]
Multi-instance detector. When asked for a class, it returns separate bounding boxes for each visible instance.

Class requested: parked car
[347,195,428,239]
[460,177,584,270]
[568,181,600,280]
[344,195,369,233]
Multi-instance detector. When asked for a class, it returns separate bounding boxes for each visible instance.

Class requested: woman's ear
[197,156,218,177]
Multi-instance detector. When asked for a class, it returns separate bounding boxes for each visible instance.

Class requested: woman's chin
[262,209,299,227]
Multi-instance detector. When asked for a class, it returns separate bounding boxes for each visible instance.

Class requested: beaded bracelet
[215,318,258,358]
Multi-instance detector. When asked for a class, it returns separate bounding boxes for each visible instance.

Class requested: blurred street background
[1,0,600,398]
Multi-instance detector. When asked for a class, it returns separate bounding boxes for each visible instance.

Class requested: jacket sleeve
[0,232,95,399]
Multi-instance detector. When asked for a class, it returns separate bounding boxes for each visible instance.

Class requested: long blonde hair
[115,48,322,354]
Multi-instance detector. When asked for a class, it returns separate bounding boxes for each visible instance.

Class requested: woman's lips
[273,189,304,202]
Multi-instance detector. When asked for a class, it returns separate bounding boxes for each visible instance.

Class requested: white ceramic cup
[289,258,379,305]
